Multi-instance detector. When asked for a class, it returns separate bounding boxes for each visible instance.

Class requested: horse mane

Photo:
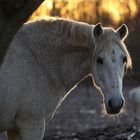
[93,27,132,69]
[26,18,132,68]
[29,17,94,49]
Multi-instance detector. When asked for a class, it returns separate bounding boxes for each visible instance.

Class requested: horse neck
[55,20,94,92]
[22,19,94,93]
[60,44,91,92]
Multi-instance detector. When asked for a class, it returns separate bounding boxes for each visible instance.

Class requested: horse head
[91,23,132,114]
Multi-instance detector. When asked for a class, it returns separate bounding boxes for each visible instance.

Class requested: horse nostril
[108,100,113,109]
[107,99,124,114]
[120,99,124,108]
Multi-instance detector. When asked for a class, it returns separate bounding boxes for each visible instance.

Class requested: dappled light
[99,0,138,23]
[30,0,139,25]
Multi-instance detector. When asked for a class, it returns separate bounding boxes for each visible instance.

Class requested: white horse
[129,86,140,121]
[0,18,132,140]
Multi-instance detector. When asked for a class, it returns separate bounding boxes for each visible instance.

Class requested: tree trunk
[0,0,44,64]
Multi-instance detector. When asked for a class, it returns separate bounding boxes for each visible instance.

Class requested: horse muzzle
[105,98,124,114]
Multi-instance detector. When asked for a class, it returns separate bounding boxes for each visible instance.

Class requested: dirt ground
[44,78,140,140]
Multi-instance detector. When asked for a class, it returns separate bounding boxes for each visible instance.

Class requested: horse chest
[43,88,66,115]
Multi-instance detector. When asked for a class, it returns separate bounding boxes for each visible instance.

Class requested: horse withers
[0,18,132,140]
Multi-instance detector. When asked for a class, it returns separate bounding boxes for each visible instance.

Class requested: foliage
[31,0,139,25]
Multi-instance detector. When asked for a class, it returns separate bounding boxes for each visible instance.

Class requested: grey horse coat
[0,18,131,140]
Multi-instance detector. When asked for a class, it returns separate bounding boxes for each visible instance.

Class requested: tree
[0,0,45,64]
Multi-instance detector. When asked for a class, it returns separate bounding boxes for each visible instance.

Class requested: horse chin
[105,106,121,115]
[106,109,120,115]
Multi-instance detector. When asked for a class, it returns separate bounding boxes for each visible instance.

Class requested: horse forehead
[103,42,123,58]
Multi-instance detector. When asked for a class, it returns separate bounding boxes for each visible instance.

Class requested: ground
[44,78,140,140]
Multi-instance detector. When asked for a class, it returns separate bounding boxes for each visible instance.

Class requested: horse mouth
[106,108,121,114]
[104,98,124,114]
[105,106,122,114]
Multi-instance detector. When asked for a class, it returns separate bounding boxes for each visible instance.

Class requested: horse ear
[116,24,128,40]
[93,23,103,39]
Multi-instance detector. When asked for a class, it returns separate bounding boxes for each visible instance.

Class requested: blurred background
[30,0,140,81]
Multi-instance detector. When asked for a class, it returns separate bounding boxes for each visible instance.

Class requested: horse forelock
[93,28,132,69]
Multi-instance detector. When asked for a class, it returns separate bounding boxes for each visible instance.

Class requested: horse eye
[97,57,103,64]
[123,56,127,63]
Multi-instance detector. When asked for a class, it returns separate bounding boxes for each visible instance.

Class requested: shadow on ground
[45,123,140,140]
